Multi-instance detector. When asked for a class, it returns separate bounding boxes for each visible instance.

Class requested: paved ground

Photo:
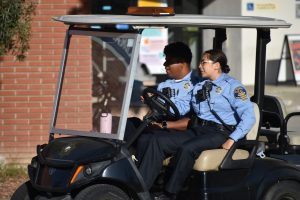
[0,177,27,200]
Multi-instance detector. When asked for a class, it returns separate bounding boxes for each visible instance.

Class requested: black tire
[263,180,300,200]
[75,184,130,200]
[10,181,37,200]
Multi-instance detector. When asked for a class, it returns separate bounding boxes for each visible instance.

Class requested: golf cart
[11,10,300,200]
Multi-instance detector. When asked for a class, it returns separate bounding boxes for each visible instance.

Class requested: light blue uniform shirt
[157,72,195,117]
[191,73,256,141]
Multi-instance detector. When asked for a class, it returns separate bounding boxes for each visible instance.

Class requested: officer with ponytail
[138,49,256,200]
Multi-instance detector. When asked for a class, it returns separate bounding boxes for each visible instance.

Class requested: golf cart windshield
[50,28,140,140]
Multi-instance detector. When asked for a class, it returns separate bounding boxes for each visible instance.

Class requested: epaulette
[220,76,233,90]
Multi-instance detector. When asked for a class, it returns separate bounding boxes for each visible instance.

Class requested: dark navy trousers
[137,125,230,194]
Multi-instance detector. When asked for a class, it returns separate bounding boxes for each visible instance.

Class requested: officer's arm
[157,82,163,91]
[222,138,235,150]
[228,85,256,142]
[158,80,193,116]
[152,118,189,130]
[172,96,191,116]
[165,118,190,130]
[171,89,193,116]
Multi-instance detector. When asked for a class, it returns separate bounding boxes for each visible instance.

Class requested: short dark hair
[203,49,230,73]
[163,42,192,65]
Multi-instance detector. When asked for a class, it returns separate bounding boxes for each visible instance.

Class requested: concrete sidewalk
[246,85,300,113]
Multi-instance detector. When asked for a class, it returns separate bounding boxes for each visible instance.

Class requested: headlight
[84,166,92,176]
[31,157,38,168]
[69,160,111,185]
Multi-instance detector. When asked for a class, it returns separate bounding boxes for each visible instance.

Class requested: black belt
[198,119,236,132]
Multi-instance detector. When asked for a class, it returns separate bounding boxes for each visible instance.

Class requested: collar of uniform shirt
[211,73,226,86]
[174,71,192,83]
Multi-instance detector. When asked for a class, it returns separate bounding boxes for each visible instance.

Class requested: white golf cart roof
[54,14,291,28]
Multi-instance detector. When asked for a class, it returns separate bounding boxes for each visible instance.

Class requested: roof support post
[49,26,72,141]
[253,28,270,108]
[213,28,227,50]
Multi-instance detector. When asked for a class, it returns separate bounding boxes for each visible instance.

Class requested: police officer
[138,49,256,200]
[125,42,200,142]
[157,41,196,117]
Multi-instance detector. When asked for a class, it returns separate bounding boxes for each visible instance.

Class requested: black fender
[101,158,144,190]
[255,165,300,200]
[99,148,150,200]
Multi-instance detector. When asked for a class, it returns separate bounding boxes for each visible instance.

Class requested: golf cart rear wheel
[11,181,36,200]
[75,184,130,200]
[263,180,300,200]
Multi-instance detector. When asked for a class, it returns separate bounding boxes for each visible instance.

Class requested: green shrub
[0,0,37,61]
[0,164,27,182]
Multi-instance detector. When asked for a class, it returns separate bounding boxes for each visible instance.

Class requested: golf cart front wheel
[11,181,37,200]
[75,184,130,200]
[263,180,300,200]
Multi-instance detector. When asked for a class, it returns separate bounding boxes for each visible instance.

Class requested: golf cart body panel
[12,13,300,200]
[28,139,146,194]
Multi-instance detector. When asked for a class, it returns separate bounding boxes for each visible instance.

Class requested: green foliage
[0,164,27,182]
[0,0,37,61]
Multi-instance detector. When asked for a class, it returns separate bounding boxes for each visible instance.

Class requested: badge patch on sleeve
[234,86,248,101]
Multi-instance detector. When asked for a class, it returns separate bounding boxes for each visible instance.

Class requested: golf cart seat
[164,103,260,171]
[259,95,300,146]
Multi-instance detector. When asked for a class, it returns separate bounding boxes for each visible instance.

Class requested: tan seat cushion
[163,149,249,171]
[288,131,300,145]
[246,103,260,140]
[193,149,249,171]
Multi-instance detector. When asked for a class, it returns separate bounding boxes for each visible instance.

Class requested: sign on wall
[278,35,300,85]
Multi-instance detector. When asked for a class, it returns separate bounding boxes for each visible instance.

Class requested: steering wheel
[142,87,180,121]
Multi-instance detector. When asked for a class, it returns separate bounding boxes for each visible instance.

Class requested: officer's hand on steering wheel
[142,88,180,121]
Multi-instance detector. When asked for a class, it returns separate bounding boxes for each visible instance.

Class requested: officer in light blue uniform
[192,73,255,141]
[138,49,255,200]
[125,42,200,149]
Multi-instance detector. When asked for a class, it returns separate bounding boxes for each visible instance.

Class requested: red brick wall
[0,0,92,165]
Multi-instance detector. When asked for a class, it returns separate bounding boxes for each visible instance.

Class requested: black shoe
[154,192,177,200]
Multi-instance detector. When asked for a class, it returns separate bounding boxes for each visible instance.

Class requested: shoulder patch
[234,86,248,101]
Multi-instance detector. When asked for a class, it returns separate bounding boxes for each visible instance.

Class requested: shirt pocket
[211,95,232,112]
[199,100,211,113]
